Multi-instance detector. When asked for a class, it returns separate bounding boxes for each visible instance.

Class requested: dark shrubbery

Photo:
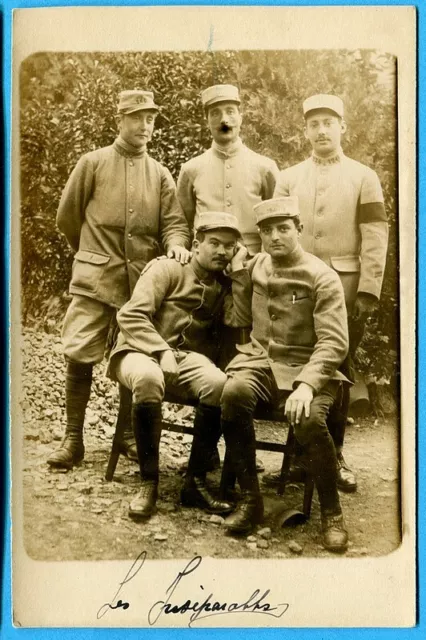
[20,49,398,382]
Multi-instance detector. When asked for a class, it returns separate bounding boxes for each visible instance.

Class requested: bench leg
[277,425,295,496]
[303,476,315,518]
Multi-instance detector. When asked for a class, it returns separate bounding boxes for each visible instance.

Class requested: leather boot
[336,452,357,493]
[321,510,348,553]
[181,404,233,514]
[129,403,163,520]
[181,476,233,514]
[116,385,138,462]
[327,383,357,492]
[305,435,348,553]
[221,414,264,534]
[223,491,264,534]
[129,480,158,520]
[47,361,92,470]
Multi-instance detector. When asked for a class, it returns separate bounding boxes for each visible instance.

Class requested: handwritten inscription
[97,552,289,626]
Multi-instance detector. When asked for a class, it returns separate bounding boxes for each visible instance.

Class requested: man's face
[304,109,346,157]
[118,110,156,149]
[207,101,242,145]
[259,217,301,259]
[193,229,238,272]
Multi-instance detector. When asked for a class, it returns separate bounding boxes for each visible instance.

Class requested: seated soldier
[108,212,246,520]
[220,197,351,553]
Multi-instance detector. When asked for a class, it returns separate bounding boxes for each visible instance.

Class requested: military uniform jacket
[229,246,350,393]
[177,139,279,253]
[57,137,190,309]
[109,257,246,375]
[274,151,388,304]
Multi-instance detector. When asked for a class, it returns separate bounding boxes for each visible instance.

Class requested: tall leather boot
[47,361,93,470]
[305,435,348,553]
[181,405,233,515]
[327,384,357,493]
[221,414,264,534]
[115,385,138,462]
[128,403,162,520]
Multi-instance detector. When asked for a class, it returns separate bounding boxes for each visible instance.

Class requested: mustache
[219,124,231,132]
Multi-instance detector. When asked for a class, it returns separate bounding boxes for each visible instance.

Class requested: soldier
[47,90,191,471]
[177,84,279,255]
[273,94,389,492]
[108,212,246,520]
[220,197,350,553]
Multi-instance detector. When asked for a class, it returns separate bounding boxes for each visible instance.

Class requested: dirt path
[19,329,400,561]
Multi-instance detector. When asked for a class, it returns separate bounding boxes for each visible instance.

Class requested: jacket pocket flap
[330,255,360,273]
[74,250,111,265]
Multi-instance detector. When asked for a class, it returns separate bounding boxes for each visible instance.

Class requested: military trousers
[62,294,116,364]
[115,350,227,406]
[221,362,339,448]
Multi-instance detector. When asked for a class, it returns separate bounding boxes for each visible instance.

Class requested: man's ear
[298,223,304,236]
[115,114,123,129]
[340,119,347,135]
[303,125,309,140]
[192,238,200,253]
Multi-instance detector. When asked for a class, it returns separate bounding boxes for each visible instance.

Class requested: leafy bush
[20,49,398,382]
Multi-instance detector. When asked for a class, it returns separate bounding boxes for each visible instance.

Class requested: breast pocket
[275,292,315,346]
[72,250,111,292]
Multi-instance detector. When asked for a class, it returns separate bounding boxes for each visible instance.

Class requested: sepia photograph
[11,5,416,628]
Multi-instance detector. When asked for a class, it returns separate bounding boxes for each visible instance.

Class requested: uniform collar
[211,137,244,159]
[270,243,305,269]
[113,135,148,158]
[311,147,344,166]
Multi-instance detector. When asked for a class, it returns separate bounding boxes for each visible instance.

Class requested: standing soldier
[274,94,389,492]
[177,84,279,256]
[47,90,191,470]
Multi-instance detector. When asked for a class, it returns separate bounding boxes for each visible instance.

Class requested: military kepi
[201,84,241,109]
[117,90,159,114]
[254,197,300,225]
[195,211,241,236]
[303,94,344,118]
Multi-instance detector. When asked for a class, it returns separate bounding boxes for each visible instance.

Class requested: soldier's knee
[131,369,165,404]
[198,370,227,406]
[221,376,256,417]
[295,407,328,446]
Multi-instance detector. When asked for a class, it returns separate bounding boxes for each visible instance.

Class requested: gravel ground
[18,328,401,561]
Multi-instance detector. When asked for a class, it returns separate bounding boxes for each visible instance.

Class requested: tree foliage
[20,49,398,381]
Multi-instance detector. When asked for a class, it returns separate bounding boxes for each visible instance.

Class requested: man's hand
[352,292,377,323]
[229,243,249,273]
[167,246,192,264]
[284,383,314,426]
[158,350,179,385]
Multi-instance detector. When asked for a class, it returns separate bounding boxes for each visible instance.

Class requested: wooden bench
[105,394,315,523]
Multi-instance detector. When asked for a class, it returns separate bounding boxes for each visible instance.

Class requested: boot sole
[128,506,157,521]
[337,482,357,493]
[47,455,84,470]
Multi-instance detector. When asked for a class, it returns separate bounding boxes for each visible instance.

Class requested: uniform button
[129,208,134,213]
[129,161,134,167]
[226,200,232,206]
[129,185,134,191]
[128,233,132,238]
[270,314,277,321]
[226,164,231,169]
[315,232,322,239]
[317,209,324,216]
[127,259,131,263]
[226,183,231,188]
